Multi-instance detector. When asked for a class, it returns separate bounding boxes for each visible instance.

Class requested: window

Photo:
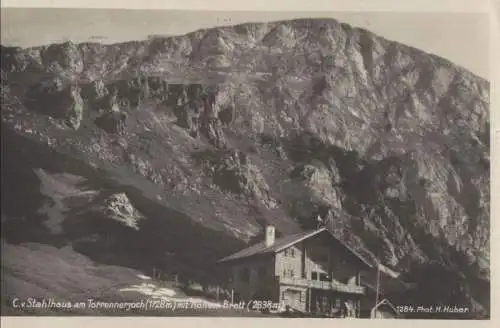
[283,266,295,278]
[284,247,296,257]
[311,272,318,280]
[319,273,331,282]
[281,289,302,303]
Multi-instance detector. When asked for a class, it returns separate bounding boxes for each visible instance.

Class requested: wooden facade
[218,226,374,317]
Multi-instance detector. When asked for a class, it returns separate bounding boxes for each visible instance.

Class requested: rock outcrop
[24,78,84,130]
[93,192,145,230]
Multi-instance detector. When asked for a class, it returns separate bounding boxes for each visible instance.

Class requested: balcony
[278,276,366,295]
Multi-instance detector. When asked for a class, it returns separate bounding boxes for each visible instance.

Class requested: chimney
[265,225,275,247]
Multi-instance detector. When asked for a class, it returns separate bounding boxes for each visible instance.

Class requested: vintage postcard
[0,0,496,326]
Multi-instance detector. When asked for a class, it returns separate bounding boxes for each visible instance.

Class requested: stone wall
[279,284,308,312]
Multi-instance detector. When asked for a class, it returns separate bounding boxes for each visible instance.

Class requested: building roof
[371,299,399,315]
[218,227,373,268]
[360,266,415,295]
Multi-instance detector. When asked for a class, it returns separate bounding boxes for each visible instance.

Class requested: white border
[1,0,498,328]
[0,0,493,13]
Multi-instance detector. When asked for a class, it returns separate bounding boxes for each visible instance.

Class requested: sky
[0,8,491,79]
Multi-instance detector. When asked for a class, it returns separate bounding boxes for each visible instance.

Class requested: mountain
[0,18,490,317]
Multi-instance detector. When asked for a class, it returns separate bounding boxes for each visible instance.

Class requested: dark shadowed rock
[41,41,84,76]
[24,78,84,130]
[95,109,128,134]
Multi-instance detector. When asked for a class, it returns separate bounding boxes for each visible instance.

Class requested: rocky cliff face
[1,18,489,316]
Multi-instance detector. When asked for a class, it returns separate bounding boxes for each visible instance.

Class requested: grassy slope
[2,241,273,316]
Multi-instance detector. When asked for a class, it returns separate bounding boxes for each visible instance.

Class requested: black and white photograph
[0,1,493,321]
